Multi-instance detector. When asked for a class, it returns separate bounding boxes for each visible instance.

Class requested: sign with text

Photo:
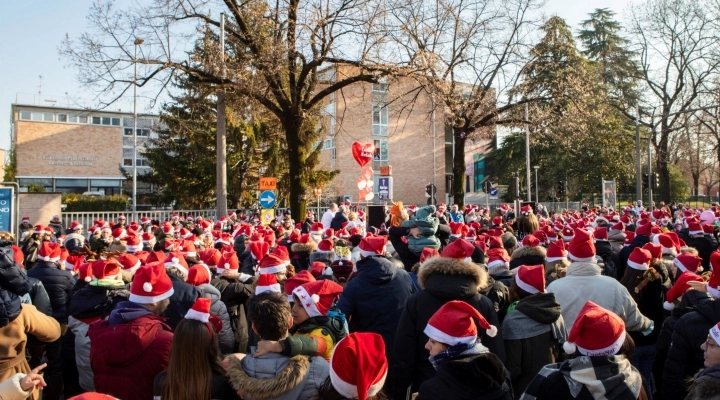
[379,165,392,176]
[0,188,13,233]
[259,177,277,191]
[378,177,393,200]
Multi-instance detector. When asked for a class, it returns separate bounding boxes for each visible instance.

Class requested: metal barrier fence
[61,210,217,229]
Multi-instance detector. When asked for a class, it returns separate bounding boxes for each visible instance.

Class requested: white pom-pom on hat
[172,257,179,263]
[311,294,320,303]
[486,325,498,337]
[663,301,676,311]
[143,282,153,292]
[225,263,230,268]
[85,276,92,283]
[563,341,577,354]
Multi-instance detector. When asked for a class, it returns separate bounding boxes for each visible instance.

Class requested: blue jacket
[337,255,416,371]
[0,240,32,327]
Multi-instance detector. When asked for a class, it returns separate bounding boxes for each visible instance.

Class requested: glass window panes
[92,116,101,124]
[372,103,388,136]
[90,179,121,187]
[111,117,121,126]
[79,115,89,123]
[19,111,31,120]
[18,178,52,187]
[55,179,87,188]
[68,114,78,123]
[137,158,150,167]
[31,112,43,121]
[57,114,68,122]
[373,78,388,92]
[43,113,54,122]
[124,128,133,136]
[102,117,111,125]
[123,159,133,166]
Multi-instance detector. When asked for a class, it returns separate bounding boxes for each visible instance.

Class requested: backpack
[326,305,349,342]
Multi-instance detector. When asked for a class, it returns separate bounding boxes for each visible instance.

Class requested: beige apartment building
[10,102,158,195]
[317,68,494,206]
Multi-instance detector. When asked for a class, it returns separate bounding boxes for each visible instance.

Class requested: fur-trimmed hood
[417,257,488,291]
[510,245,546,260]
[227,353,315,400]
[291,242,316,253]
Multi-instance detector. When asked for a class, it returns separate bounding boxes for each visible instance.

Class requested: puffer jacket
[416,352,513,400]
[508,245,546,271]
[337,255,415,370]
[401,206,441,253]
[67,280,130,391]
[685,365,720,400]
[227,348,329,400]
[88,301,172,400]
[0,240,32,327]
[212,276,255,353]
[393,257,504,400]
[688,235,715,270]
[26,260,73,323]
[608,230,626,253]
[197,283,235,354]
[547,261,651,331]
[652,290,711,398]
[622,263,672,347]
[164,273,201,330]
[662,296,720,400]
[501,293,567,398]
[479,275,510,324]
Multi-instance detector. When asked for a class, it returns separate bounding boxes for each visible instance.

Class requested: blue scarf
[429,340,489,370]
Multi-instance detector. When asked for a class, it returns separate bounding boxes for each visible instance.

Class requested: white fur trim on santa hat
[293,286,323,318]
[38,255,60,263]
[565,331,626,357]
[256,283,282,295]
[182,251,197,258]
[184,307,210,323]
[329,346,387,400]
[164,258,189,277]
[545,256,567,263]
[567,252,595,263]
[627,260,649,271]
[424,323,478,346]
[487,259,508,269]
[126,244,142,253]
[515,273,542,294]
[358,248,378,258]
[125,260,142,274]
[129,287,174,304]
[260,264,285,274]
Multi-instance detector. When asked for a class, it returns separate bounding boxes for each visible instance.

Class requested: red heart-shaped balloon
[352,142,375,167]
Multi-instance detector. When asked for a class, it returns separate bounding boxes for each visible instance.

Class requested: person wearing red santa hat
[211,250,256,353]
[618,220,654,280]
[154,298,237,400]
[683,322,720,399]
[416,300,511,400]
[661,252,720,400]
[393,242,505,400]
[502,265,566,396]
[87,262,174,400]
[544,240,569,285]
[255,279,346,362]
[547,228,652,333]
[521,301,645,400]
[183,264,235,355]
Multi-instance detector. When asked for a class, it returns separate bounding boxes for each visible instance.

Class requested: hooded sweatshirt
[501,293,567,398]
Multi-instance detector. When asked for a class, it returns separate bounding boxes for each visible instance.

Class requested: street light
[132,37,144,223]
[533,166,539,204]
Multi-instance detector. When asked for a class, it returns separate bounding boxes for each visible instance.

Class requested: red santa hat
[441,239,474,263]
[125,234,142,253]
[69,221,83,231]
[284,270,316,302]
[491,216,503,226]
[610,222,625,233]
[635,222,653,237]
[184,297,211,323]
[688,221,703,236]
[664,271,705,310]
[272,246,291,266]
[316,238,335,253]
[561,226,574,242]
[163,251,190,277]
[642,242,662,260]
[624,231,635,246]
[178,240,197,258]
[515,265,546,294]
[117,253,142,274]
[91,259,123,281]
[310,223,324,235]
[488,236,503,249]
[247,241,270,261]
[64,254,83,271]
[567,228,595,262]
[358,236,387,258]
[673,253,703,274]
[129,262,175,304]
[707,252,720,299]
[292,279,344,317]
[420,247,440,265]
[21,217,30,223]
[486,248,510,270]
[112,227,128,240]
[199,248,222,267]
[520,234,540,248]
[141,232,156,245]
[448,222,464,237]
[259,254,286,274]
[563,301,626,356]
[424,300,497,346]
[145,250,167,265]
[324,228,335,239]
[38,242,61,262]
[627,247,651,271]
[329,333,388,400]
[546,241,567,263]
[217,251,240,274]
[255,273,281,295]
[593,227,608,241]
[186,264,211,286]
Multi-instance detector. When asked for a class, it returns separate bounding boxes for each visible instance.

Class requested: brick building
[316,68,495,206]
[10,102,158,197]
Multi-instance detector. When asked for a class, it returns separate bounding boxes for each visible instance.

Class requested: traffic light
[425,184,436,197]
[642,174,649,189]
[483,180,492,194]
[556,181,565,196]
[653,173,659,189]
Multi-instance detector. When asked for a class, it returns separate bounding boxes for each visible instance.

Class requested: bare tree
[627,0,720,202]
[62,0,399,221]
[387,0,544,206]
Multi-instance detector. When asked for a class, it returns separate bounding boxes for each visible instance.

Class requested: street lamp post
[533,166,539,204]
[132,38,144,223]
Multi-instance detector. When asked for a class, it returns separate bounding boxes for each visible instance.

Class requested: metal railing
[61,209,217,229]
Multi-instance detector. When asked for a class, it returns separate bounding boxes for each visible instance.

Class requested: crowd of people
[1,200,720,400]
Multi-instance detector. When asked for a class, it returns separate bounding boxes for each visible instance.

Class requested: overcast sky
[0,0,635,151]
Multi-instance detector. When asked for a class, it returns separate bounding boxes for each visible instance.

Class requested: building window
[123,159,133,166]
[78,115,88,123]
[373,78,389,93]
[57,114,68,122]
[473,155,485,192]
[322,138,335,150]
[372,103,388,136]
[125,128,150,137]
[31,112,43,121]
[372,139,389,169]
[137,158,150,167]
[19,111,31,120]
[93,116,121,126]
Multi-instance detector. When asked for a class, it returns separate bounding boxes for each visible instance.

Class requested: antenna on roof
[38,75,43,97]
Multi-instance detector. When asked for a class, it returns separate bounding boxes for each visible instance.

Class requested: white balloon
[357,181,366,190]
[364,192,375,201]
[366,180,374,188]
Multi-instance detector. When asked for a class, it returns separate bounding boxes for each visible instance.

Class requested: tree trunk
[657,121,671,203]
[452,129,467,208]
[284,119,308,223]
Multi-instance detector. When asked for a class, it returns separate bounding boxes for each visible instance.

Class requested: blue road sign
[378,177,393,200]
[489,187,498,197]
[0,188,12,233]
[259,190,277,208]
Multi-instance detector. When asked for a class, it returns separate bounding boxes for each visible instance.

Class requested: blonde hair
[0,231,15,241]
[348,211,357,221]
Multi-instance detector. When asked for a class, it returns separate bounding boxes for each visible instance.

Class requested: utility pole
[132,38,143,222]
[635,104,641,203]
[216,13,228,219]
[525,103,531,202]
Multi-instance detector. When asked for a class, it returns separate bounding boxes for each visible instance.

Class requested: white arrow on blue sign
[378,177,393,200]
[489,187,498,197]
[259,190,277,208]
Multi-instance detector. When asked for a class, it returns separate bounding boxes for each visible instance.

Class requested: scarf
[429,340,488,370]
[520,355,642,400]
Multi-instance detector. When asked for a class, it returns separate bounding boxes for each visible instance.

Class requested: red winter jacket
[88,303,173,400]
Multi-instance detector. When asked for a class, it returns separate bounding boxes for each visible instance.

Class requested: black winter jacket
[618,235,652,280]
[416,352,513,400]
[164,273,201,330]
[337,255,416,371]
[68,282,131,321]
[508,245,546,271]
[662,296,720,400]
[26,260,73,323]
[393,256,504,400]
[622,263,671,347]
[211,276,255,353]
[0,240,32,327]
[688,235,715,270]
[480,275,510,325]
[330,211,349,231]
[290,243,313,272]
[652,290,711,396]
[26,277,52,316]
